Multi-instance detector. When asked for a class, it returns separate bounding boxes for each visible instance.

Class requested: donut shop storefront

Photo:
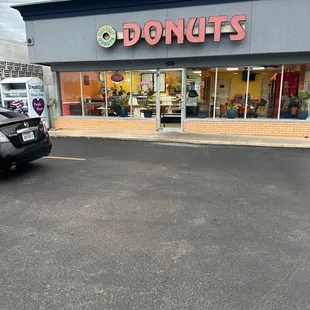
[14,0,310,137]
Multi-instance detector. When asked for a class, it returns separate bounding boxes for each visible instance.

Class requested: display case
[0,77,49,127]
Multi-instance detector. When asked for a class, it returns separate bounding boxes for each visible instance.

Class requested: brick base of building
[184,120,310,138]
[54,117,157,132]
[54,117,310,138]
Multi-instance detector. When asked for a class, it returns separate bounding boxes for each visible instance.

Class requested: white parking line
[44,156,85,161]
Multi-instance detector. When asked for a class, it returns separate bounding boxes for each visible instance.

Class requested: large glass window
[106,71,131,117]
[81,72,105,116]
[131,70,157,118]
[244,66,281,119]
[59,72,82,116]
[215,67,248,119]
[58,65,310,121]
[186,68,216,119]
[277,64,310,119]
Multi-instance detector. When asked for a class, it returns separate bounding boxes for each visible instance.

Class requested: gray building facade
[14,0,310,137]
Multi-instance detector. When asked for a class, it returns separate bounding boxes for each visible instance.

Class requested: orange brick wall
[54,117,156,132]
[184,120,310,138]
[54,117,310,138]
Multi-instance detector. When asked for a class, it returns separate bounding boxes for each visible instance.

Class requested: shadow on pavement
[0,163,45,183]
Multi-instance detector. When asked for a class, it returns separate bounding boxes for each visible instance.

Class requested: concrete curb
[48,131,310,149]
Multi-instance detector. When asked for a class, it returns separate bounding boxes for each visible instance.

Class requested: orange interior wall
[132,72,142,93]
[82,72,102,98]
[60,72,81,102]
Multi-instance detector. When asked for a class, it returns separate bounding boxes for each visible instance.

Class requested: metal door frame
[155,68,185,131]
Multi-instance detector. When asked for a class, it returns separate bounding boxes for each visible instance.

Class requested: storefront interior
[59,63,310,129]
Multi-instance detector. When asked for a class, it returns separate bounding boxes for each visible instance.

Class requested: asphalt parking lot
[1,137,310,310]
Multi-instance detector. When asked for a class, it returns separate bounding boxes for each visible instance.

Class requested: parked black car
[0,107,52,171]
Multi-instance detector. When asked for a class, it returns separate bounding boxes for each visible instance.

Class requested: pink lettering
[144,20,163,45]
[186,17,206,43]
[121,15,247,46]
[123,22,141,46]
[208,15,228,42]
[165,18,184,44]
[230,14,247,41]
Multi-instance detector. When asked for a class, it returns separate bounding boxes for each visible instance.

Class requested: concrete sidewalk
[48,129,310,148]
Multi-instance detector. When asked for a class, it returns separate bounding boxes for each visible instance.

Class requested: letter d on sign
[123,23,141,46]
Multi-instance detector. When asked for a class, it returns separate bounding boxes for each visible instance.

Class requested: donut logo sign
[97,25,117,48]
[97,15,247,48]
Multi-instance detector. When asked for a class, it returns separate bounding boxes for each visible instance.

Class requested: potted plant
[118,95,129,117]
[118,85,126,96]
[198,102,208,118]
[109,87,117,96]
[227,103,238,119]
[143,105,153,118]
[297,91,310,120]
[143,81,154,118]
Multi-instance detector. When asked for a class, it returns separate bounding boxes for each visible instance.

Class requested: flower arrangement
[138,81,155,110]
[139,81,154,95]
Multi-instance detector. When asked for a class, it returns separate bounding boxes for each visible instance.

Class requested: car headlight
[0,131,9,142]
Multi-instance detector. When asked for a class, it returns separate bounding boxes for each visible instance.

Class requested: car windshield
[0,111,26,122]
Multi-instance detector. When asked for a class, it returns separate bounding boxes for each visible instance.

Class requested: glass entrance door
[155,68,185,131]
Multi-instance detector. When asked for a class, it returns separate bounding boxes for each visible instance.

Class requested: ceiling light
[253,67,265,70]
[226,67,239,71]
[193,70,201,74]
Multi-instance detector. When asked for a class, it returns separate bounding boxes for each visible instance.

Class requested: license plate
[22,132,35,142]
